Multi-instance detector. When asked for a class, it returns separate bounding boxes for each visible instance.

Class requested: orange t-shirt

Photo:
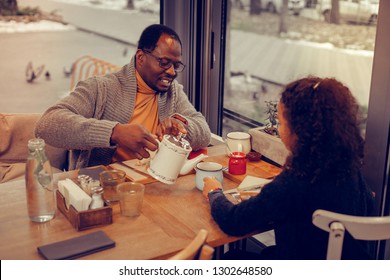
[112,71,159,162]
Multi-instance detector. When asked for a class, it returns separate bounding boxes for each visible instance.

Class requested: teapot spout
[179,153,208,175]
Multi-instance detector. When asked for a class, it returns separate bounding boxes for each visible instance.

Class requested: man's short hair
[138,24,182,51]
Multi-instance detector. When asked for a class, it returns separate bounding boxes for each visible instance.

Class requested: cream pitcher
[147,134,208,184]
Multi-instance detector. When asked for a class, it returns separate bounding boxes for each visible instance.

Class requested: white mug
[195,162,224,191]
[225,131,251,155]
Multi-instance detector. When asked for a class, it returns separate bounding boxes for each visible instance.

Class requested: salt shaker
[90,186,104,209]
[78,174,92,194]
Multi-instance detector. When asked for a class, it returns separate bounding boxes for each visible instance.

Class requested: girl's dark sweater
[209,169,374,259]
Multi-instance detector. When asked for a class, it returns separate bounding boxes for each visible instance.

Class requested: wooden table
[0,146,281,260]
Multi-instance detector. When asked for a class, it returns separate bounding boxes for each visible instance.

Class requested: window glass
[0,0,159,113]
[223,0,379,138]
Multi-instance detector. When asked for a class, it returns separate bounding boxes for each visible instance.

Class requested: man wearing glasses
[36,24,211,170]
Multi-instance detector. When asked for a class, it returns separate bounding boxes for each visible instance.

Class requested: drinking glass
[117,182,145,217]
[99,169,126,202]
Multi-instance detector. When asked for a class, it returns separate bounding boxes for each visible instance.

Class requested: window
[222,1,377,138]
[0,0,160,113]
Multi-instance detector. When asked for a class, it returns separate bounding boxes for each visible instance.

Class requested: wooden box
[56,190,113,231]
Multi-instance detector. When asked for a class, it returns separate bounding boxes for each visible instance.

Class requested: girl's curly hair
[280,77,364,183]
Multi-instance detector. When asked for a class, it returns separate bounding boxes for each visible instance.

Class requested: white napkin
[238,175,272,191]
[224,175,272,194]
[58,179,92,212]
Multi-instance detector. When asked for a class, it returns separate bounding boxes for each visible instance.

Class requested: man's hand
[111,123,158,159]
[156,116,187,141]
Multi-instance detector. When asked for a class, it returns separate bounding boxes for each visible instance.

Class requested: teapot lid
[166,133,191,150]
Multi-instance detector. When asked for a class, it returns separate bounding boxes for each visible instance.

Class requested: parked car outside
[318,0,379,25]
[232,0,305,16]
[264,0,306,15]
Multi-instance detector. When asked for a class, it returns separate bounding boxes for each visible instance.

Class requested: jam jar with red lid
[228,152,247,175]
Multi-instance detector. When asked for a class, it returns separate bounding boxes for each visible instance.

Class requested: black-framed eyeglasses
[143,49,185,73]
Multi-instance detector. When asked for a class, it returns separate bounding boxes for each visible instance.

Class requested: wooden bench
[0,113,68,183]
[0,56,121,183]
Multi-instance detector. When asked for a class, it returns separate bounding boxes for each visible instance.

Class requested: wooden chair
[168,229,214,260]
[69,55,121,91]
[312,209,390,260]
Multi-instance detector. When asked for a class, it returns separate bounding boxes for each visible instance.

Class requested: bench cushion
[0,113,67,183]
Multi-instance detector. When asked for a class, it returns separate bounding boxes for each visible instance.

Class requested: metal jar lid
[166,133,191,150]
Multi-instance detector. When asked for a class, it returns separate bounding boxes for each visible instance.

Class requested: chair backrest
[312,209,390,260]
[69,55,121,91]
[198,244,215,260]
[168,229,214,260]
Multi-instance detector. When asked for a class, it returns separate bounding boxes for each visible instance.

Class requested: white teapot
[147,134,208,184]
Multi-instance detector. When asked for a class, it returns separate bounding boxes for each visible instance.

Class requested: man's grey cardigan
[35,57,211,170]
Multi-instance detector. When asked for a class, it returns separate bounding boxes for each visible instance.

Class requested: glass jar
[228,151,247,175]
[25,138,56,222]
[90,186,104,209]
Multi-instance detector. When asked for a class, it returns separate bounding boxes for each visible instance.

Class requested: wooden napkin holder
[56,190,113,231]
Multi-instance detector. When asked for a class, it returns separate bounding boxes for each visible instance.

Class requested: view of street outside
[223,3,377,136]
[0,0,379,138]
[0,0,158,113]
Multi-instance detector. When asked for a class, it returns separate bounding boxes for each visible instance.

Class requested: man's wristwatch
[208,187,223,194]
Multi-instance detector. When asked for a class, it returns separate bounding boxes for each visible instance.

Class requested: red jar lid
[230,151,246,158]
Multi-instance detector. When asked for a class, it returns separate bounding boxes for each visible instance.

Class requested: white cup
[195,162,223,191]
[225,131,251,155]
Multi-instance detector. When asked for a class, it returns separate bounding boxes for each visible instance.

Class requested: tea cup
[195,162,223,191]
[225,131,251,156]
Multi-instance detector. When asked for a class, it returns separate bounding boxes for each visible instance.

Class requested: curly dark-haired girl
[203,77,374,260]
[280,77,365,183]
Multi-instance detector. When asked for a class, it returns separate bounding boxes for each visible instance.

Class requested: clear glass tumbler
[99,169,126,202]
